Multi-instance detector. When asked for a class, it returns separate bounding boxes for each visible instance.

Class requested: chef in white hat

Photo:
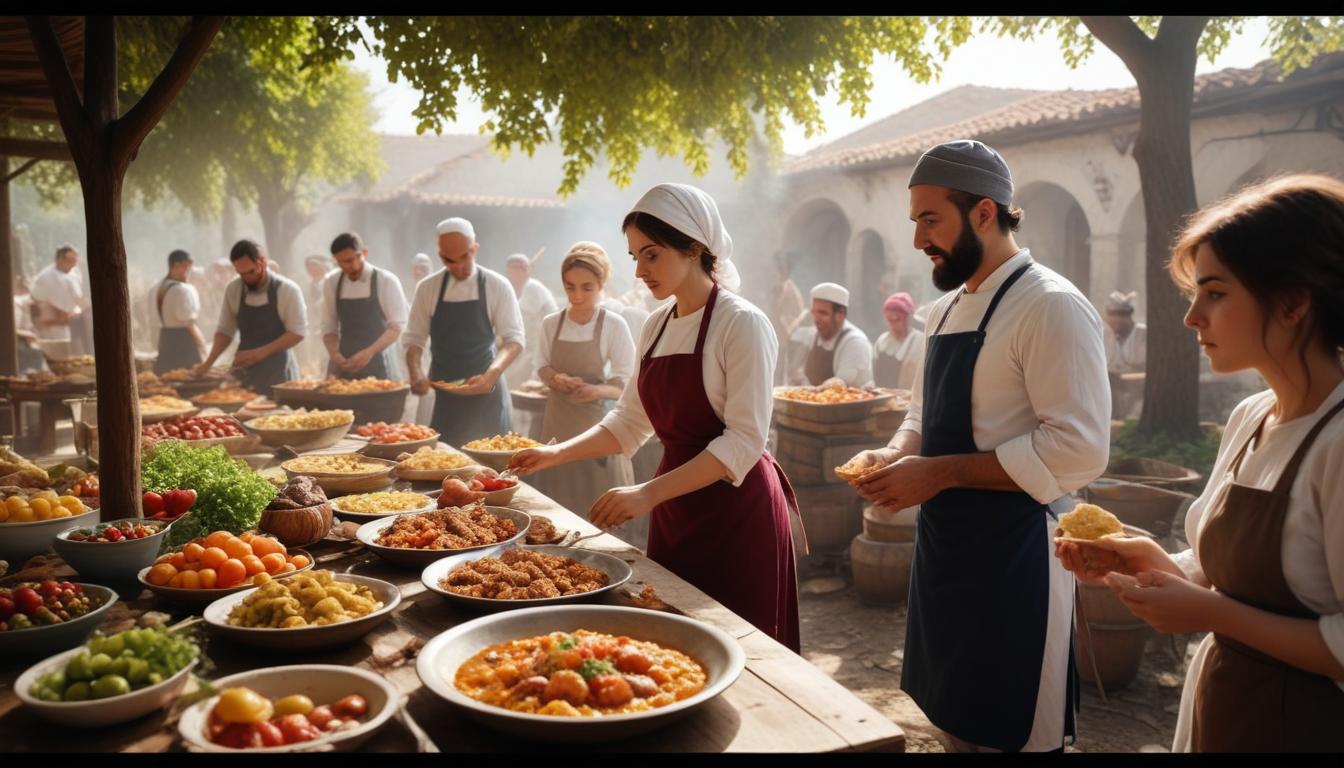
[789,281,873,388]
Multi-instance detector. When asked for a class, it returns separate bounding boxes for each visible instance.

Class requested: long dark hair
[621,211,718,279]
[1170,173,1344,380]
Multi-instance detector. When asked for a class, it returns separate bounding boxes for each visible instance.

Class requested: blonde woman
[532,242,642,547]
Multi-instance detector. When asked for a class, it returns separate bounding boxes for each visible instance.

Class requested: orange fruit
[217,558,247,588]
[183,542,205,562]
[289,554,310,570]
[204,530,234,549]
[179,559,201,572]
[154,553,173,565]
[147,563,177,586]
[168,552,187,570]
[201,546,228,569]
[261,552,287,574]
[279,562,297,573]
[249,536,285,558]
[240,531,256,544]
[240,555,265,575]
[169,571,186,588]
[223,537,253,560]
[179,570,201,590]
[198,568,218,589]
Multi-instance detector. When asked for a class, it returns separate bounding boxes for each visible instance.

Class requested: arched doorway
[782,199,853,308]
[851,229,888,339]
[1016,182,1092,297]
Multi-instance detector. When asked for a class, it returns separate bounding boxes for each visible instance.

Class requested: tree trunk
[1130,43,1204,440]
[256,186,310,275]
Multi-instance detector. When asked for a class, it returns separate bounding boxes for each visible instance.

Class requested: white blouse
[899,250,1111,504]
[1175,381,1344,682]
[599,288,777,486]
[536,307,636,386]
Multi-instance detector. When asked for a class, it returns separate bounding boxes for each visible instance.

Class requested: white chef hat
[811,282,850,307]
[505,252,531,268]
[436,217,476,240]
[1105,290,1137,314]
[411,252,432,268]
[628,182,735,277]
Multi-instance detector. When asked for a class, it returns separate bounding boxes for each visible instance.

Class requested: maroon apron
[638,284,803,652]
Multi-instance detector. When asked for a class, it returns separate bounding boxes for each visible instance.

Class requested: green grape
[63,681,91,701]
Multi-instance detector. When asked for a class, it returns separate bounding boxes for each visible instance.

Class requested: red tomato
[305,705,335,730]
[37,580,61,599]
[142,492,165,515]
[212,722,264,749]
[255,720,285,747]
[13,587,41,615]
[331,694,367,718]
[275,713,321,744]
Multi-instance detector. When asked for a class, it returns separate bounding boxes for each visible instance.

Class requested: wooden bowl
[279,455,397,495]
[243,416,354,451]
[258,501,334,547]
[357,431,440,460]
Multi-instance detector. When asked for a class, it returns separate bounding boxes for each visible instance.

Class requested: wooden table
[0,379,97,455]
[0,479,905,753]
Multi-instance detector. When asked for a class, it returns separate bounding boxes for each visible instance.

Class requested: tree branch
[24,15,90,165]
[83,15,118,130]
[111,15,227,165]
[1,157,42,184]
[1079,16,1154,77]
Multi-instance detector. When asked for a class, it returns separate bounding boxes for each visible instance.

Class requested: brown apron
[534,308,642,547]
[804,325,852,385]
[1191,397,1344,752]
[873,331,916,390]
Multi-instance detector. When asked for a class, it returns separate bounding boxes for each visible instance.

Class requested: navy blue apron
[329,268,393,379]
[235,275,297,396]
[428,269,511,448]
[153,278,203,374]
[900,263,1077,751]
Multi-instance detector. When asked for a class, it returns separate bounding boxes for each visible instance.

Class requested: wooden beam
[0,136,70,160]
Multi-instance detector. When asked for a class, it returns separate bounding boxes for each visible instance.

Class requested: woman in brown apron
[1056,173,1344,751]
[531,243,641,548]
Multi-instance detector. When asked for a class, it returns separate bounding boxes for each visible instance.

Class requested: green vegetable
[63,681,91,701]
[577,658,616,680]
[142,442,277,548]
[554,633,576,651]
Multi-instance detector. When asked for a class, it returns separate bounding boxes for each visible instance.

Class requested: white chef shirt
[1170,381,1344,754]
[899,249,1111,504]
[1104,322,1147,374]
[519,278,558,321]
[870,329,927,390]
[30,264,83,339]
[146,279,201,332]
[214,271,308,339]
[789,319,873,387]
[600,288,777,486]
[605,297,650,347]
[403,264,525,353]
[537,307,636,386]
[319,264,410,336]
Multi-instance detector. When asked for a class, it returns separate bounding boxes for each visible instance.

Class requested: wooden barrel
[850,534,914,605]
[791,482,862,555]
[1084,479,1193,541]
[862,505,917,543]
[775,426,889,486]
[1074,581,1153,690]
[1102,457,1203,495]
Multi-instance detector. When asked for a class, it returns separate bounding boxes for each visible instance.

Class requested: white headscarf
[1105,290,1137,313]
[629,182,739,293]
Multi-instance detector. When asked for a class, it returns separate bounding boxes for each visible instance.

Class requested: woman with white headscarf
[511,182,803,651]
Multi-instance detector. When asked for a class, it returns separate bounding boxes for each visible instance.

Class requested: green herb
[577,658,616,680]
[142,442,277,548]
[554,634,576,651]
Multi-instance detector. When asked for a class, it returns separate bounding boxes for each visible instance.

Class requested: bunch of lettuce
[142,442,277,548]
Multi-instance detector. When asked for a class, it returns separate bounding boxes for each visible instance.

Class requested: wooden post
[0,151,17,379]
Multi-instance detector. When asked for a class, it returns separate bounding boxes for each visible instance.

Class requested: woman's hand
[568,384,603,403]
[1104,570,1218,634]
[1054,535,1181,586]
[589,484,656,529]
[508,445,565,476]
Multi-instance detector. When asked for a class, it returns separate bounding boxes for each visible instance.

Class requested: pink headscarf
[884,292,914,317]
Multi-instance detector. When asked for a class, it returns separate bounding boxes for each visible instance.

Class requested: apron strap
[336,271,345,301]
[977,263,1032,333]
[476,269,489,325]
[1272,397,1344,495]
[694,283,719,356]
[156,279,177,323]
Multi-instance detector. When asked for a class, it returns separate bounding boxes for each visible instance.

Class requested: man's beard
[928,215,984,292]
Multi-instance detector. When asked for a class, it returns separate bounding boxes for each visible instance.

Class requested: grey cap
[908,139,1014,207]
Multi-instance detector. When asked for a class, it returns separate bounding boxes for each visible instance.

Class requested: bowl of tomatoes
[53,518,170,583]
[142,415,262,455]
[0,581,118,656]
[353,422,440,460]
[177,665,399,752]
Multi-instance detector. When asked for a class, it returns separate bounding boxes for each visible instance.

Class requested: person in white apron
[869,291,925,391]
[847,140,1110,751]
[1057,173,1344,752]
[531,242,641,547]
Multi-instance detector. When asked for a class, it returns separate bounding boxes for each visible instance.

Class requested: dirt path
[797,573,1195,753]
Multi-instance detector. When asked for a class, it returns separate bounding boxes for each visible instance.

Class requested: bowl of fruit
[53,518,170,583]
[16,625,200,727]
[177,665,399,752]
[436,469,521,508]
[352,422,440,460]
[0,581,118,656]
[137,529,313,608]
[0,490,99,565]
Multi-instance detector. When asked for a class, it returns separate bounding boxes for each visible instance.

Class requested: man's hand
[410,377,431,396]
[232,347,267,368]
[341,349,374,372]
[446,372,495,396]
[854,455,953,511]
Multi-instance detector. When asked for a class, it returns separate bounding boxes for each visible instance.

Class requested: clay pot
[258,501,333,547]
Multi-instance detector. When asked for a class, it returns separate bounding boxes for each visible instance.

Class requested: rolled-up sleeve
[994,292,1111,504]
[706,308,777,486]
[895,340,926,440]
[278,280,308,337]
[380,269,410,329]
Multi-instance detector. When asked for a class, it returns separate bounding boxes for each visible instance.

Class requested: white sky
[350,17,1277,156]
